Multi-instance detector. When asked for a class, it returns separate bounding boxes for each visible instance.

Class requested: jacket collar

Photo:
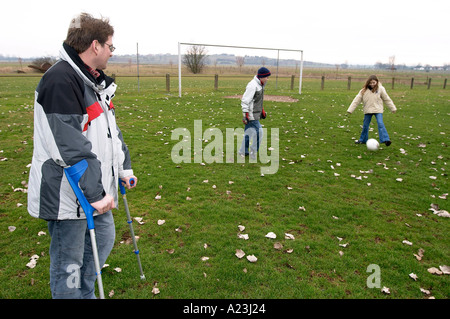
[59,43,114,93]
[253,75,264,87]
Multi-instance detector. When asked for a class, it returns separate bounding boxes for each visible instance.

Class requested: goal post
[178,42,304,97]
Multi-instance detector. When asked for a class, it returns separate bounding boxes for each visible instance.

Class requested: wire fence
[1,71,448,93]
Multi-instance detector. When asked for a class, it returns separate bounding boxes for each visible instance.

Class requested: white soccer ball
[366,138,380,151]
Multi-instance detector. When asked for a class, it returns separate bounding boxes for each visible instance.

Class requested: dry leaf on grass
[427,267,442,275]
[246,255,257,263]
[285,233,295,240]
[414,248,425,261]
[420,288,431,295]
[152,287,160,295]
[237,233,249,240]
[235,249,245,259]
[409,273,418,281]
[274,242,283,250]
[26,255,40,269]
[265,232,276,239]
[439,265,450,274]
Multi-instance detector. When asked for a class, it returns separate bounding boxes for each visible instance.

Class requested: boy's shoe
[385,141,392,146]
[354,140,364,144]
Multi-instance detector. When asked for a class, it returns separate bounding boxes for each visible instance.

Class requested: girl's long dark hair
[362,75,379,94]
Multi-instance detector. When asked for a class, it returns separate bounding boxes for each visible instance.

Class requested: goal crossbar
[178,42,304,97]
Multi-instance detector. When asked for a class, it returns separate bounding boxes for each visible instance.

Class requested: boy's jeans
[239,120,263,157]
[47,211,115,299]
[358,113,390,143]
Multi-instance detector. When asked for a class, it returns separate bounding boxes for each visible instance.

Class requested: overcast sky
[1,0,449,66]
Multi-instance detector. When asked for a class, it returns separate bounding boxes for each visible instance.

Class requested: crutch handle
[119,178,136,195]
[64,159,96,230]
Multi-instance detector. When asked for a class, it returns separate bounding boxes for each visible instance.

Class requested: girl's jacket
[28,43,133,221]
[347,83,397,114]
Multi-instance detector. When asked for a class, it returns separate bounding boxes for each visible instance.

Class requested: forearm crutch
[119,178,145,280]
[64,159,105,299]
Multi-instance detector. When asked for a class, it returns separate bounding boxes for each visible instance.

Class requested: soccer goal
[177,42,304,97]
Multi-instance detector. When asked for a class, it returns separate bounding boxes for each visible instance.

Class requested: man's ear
[91,40,100,55]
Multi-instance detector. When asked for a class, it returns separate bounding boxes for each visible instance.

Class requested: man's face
[96,35,114,70]
[260,77,269,85]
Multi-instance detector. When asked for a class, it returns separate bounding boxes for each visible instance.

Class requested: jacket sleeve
[37,72,105,203]
[380,87,397,112]
[241,82,256,114]
[347,90,363,113]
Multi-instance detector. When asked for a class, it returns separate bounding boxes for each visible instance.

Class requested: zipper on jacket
[76,200,81,218]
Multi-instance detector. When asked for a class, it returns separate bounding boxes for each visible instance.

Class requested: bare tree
[236,56,245,73]
[389,55,396,71]
[183,45,207,74]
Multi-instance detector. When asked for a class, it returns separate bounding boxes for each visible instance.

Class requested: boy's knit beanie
[257,67,271,78]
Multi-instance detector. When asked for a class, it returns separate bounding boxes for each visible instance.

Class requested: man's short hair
[65,12,114,54]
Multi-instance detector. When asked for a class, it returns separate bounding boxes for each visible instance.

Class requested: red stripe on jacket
[83,102,104,132]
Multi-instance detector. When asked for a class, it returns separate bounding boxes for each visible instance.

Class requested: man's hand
[120,175,138,189]
[242,112,249,125]
[91,194,115,214]
[261,109,266,119]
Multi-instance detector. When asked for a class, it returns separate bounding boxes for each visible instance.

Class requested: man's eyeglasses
[104,42,115,52]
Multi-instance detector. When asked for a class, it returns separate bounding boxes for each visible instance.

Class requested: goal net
[177,42,304,97]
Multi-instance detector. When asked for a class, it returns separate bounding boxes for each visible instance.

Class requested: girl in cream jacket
[347,75,397,146]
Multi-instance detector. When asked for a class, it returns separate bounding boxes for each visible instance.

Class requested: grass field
[0,69,448,300]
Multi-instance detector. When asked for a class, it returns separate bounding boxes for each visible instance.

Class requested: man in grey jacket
[239,67,271,159]
[28,13,137,298]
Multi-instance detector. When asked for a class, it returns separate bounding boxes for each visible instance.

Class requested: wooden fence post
[214,74,219,90]
[347,76,351,90]
[290,75,295,90]
[410,77,414,89]
[321,76,325,90]
[444,78,447,89]
[428,78,431,89]
[166,73,170,92]
[392,77,395,89]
